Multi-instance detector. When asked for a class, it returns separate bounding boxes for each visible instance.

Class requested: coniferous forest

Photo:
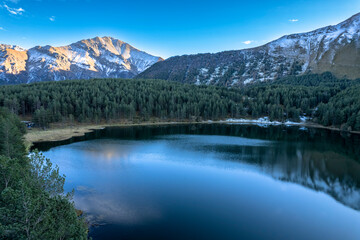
[0,72,360,131]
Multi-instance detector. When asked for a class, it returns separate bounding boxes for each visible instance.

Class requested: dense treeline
[243,72,360,130]
[317,86,360,131]
[243,85,338,120]
[0,78,245,127]
[0,108,88,239]
[0,72,360,131]
[242,73,351,121]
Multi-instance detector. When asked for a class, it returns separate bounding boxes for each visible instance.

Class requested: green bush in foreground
[0,109,88,239]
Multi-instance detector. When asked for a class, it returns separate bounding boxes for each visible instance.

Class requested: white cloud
[289,19,299,22]
[49,16,55,21]
[242,40,253,45]
[3,4,25,15]
[0,27,5,31]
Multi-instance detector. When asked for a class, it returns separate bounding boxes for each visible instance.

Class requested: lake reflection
[35,124,360,240]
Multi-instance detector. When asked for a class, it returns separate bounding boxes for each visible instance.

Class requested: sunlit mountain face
[0,37,163,85]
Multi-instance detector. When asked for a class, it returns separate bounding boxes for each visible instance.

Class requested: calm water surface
[33,124,360,240]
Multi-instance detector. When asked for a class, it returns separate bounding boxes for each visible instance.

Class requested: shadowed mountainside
[138,13,360,87]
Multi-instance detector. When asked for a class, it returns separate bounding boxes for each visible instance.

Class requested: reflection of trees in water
[266,148,360,211]
[34,124,360,210]
[34,124,360,162]
[207,142,360,211]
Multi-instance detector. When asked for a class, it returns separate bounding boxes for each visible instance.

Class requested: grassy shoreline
[24,121,199,147]
[25,120,360,147]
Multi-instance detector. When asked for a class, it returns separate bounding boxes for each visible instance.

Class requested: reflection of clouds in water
[74,185,161,225]
[142,135,275,170]
[76,185,96,194]
[71,139,135,164]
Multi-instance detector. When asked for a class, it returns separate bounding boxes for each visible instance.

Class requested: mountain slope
[0,37,163,84]
[138,13,360,86]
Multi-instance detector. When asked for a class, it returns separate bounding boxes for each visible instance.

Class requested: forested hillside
[243,73,360,130]
[0,109,88,239]
[0,78,246,126]
[0,73,360,131]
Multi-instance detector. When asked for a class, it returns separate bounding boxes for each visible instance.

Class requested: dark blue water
[34,124,360,240]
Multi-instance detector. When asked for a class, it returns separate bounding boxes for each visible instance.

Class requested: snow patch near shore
[222,116,309,127]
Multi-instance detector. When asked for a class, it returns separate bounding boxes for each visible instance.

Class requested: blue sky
[0,0,359,58]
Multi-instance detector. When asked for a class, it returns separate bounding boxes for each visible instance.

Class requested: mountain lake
[32,124,360,240]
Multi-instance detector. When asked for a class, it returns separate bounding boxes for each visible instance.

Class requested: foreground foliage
[0,109,88,239]
[0,73,360,130]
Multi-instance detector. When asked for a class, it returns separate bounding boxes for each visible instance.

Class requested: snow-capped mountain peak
[0,36,163,84]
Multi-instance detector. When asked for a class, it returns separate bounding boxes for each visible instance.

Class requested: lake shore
[24,119,360,146]
[24,121,199,147]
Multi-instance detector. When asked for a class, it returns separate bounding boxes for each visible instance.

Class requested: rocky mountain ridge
[138,13,360,86]
[0,37,163,84]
